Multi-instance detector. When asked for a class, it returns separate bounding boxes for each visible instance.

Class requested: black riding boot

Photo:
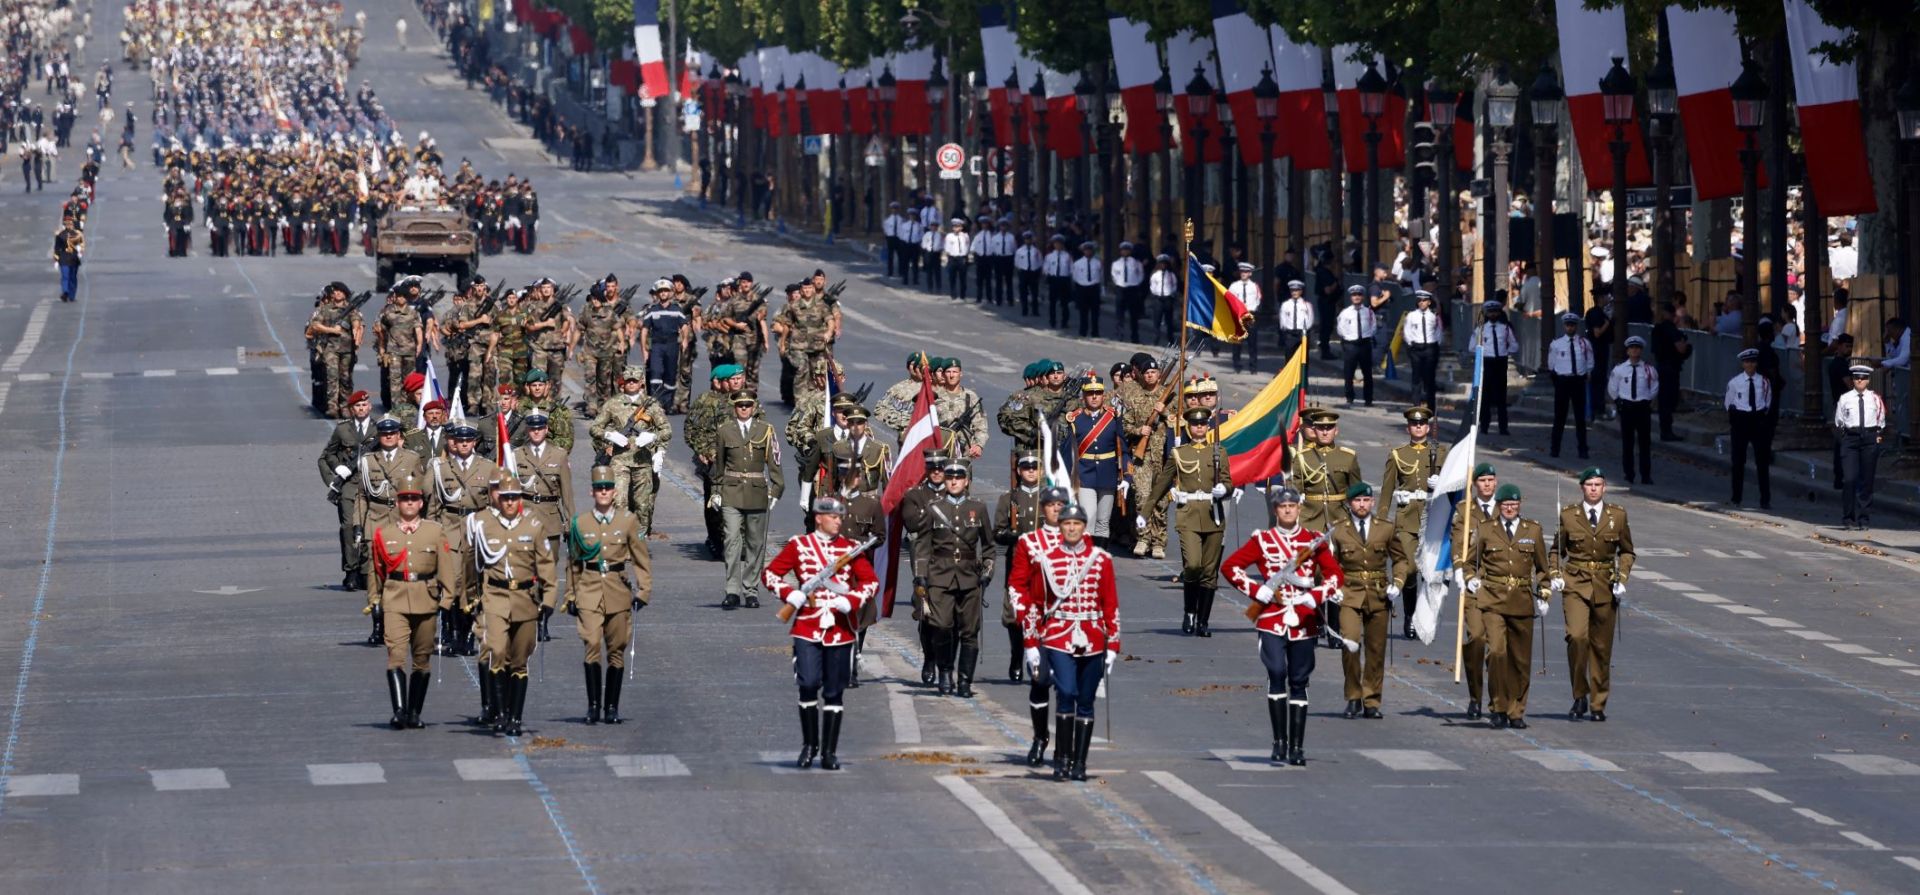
[955,645,978,698]
[1070,717,1095,781]
[1268,697,1288,762]
[1181,583,1197,635]
[1026,703,1051,767]
[478,666,498,726]
[506,674,527,737]
[1195,586,1215,637]
[819,708,844,770]
[583,663,602,724]
[386,669,407,729]
[368,610,385,646]
[405,670,429,728]
[1051,712,1074,780]
[1007,625,1025,682]
[796,703,819,769]
[919,620,936,685]
[602,666,624,724]
[1287,702,1307,766]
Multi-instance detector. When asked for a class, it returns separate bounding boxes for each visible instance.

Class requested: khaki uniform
[1328,514,1407,708]
[320,417,374,578]
[1148,439,1232,588]
[355,448,426,549]
[710,417,785,600]
[1381,440,1449,592]
[1293,443,1361,532]
[428,454,498,620]
[833,489,887,630]
[577,300,625,414]
[513,441,573,536]
[588,394,673,529]
[367,519,456,671]
[1462,516,1550,720]
[471,508,559,676]
[517,399,574,451]
[1551,503,1634,713]
[567,508,649,666]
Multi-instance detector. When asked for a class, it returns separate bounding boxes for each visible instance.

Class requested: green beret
[1345,481,1374,500]
[1494,483,1522,502]
[930,357,956,371]
[1473,462,1497,479]
[711,363,743,380]
[907,351,928,369]
[1578,466,1606,483]
[1022,362,1040,379]
[521,369,548,383]
[1044,360,1064,374]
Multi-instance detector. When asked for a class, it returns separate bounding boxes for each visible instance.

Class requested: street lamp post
[1183,66,1214,252]
[728,72,748,227]
[1255,65,1281,317]
[1729,59,1767,350]
[1033,74,1052,222]
[1217,87,1235,262]
[1324,73,1344,283]
[723,69,743,215]
[928,57,950,212]
[1155,69,1175,251]
[1075,70,1096,225]
[879,66,897,224]
[865,77,882,233]
[1599,57,1637,355]
[1486,71,1517,321]
[974,76,993,211]
[1357,62,1388,284]
[1894,71,1920,453]
[1530,65,1563,349]
[1429,85,1458,308]
[1646,28,1679,316]
[1008,68,1027,223]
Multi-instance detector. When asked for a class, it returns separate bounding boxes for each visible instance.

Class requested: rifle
[1127,366,1183,461]
[537,289,571,322]
[754,283,774,302]
[690,286,709,300]
[776,535,882,622]
[411,287,448,316]
[1245,529,1334,622]
[849,382,873,406]
[827,280,847,299]
[344,289,377,315]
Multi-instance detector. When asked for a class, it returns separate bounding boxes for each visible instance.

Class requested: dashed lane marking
[604,755,690,778]
[1893,856,1920,872]
[1816,754,1920,776]
[1662,752,1774,774]
[1651,580,1700,591]
[307,762,384,785]
[1824,643,1876,655]
[936,775,1095,895]
[0,300,50,372]
[4,774,78,797]
[1840,831,1889,851]
[1788,630,1839,641]
[1683,593,1730,604]
[1750,617,1802,628]
[1145,771,1361,895]
[1718,605,1766,615]
[1511,750,1623,772]
[150,768,230,791]
[1745,787,1792,804]
[453,758,528,781]
[1863,657,1917,667]
[1794,807,1843,827]
[1354,749,1463,771]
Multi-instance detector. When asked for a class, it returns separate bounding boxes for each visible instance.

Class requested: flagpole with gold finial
[1177,218,1192,391]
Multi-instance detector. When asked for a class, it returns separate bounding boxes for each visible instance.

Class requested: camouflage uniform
[1117,379,1173,556]
[528,302,571,385]
[707,290,766,392]
[307,302,354,417]
[672,293,701,412]
[877,376,923,440]
[588,371,673,534]
[440,298,479,413]
[577,297,626,416]
[376,300,424,412]
[772,294,834,404]
[458,303,495,416]
[934,385,989,457]
[490,303,532,393]
[686,380,764,552]
[518,394,575,451]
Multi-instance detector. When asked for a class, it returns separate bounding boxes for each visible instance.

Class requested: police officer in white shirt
[1013,231,1043,318]
[1335,284,1379,406]
[989,218,1017,306]
[1150,254,1181,343]
[1043,235,1073,330]
[1834,363,1886,529]
[882,201,904,278]
[1111,242,1147,344]
[897,212,924,287]
[1399,289,1441,407]
[919,206,945,292]
[1547,312,1595,459]
[1276,280,1315,365]
[966,216,993,302]
[943,218,972,301]
[1071,240,1104,339]
[1606,336,1659,483]
[1228,262,1263,372]
[1724,348,1775,508]
[1473,301,1519,434]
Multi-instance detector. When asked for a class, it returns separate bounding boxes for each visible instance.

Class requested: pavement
[0,2,1917,893]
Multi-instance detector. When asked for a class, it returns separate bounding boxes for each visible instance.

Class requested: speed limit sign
[935,142,965,180]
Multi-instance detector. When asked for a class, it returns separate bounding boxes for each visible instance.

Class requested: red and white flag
[1332,45,1407,172]
[740,52,763,129]
[1554,0,1651,190]
[889,48,936,137]
[756,46,787,137]
[803,54,840,137]
[1667,6,1761,201]
[1783,0,1875,215]
[1107,14,1165,154]
[1208,0,1276,166]
[845,64,874,137]
[1039,64,1087,159]
[1165,31,1224,167]
[781,50,808,137]
[630,0,668,99]
[1269,24,1329,170]
[980,5,1018,147]
[878,376,940,617]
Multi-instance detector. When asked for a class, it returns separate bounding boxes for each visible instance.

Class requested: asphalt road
[0,3,1916,893]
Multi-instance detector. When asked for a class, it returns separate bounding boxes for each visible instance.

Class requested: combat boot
[367,609,385,646]
[405,670,429,728]
[1026,702,1051,767]
[796,703,819,769]
[583,663,602,724]
[819,708,843,771]
[477,667,498,726]
[386,669,407,729]
[601,666,624,724]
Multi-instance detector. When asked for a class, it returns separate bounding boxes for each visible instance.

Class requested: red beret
[348,390,370,404]
[422,399,447,413]
[497,384,518,396]
[402,372,427,392]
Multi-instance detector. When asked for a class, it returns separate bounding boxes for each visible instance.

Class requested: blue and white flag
[1412,343,1483,644]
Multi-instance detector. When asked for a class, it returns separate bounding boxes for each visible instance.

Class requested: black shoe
[405,671,429,728]
[386,669,408,729]
[819,710,843,771]
[745,595,760,609]
[1490,712,1509,729]
[1590,710,1607,722]
[1286,703,1307,766]
[603,668,624,723]
[1641,476,1654,485]
[1569,696,1588,721]
[956,646,978,698]
[1182,613,1194,635]
[921,657,936,686]
[1508,715,1529,730]
[1196,622,1211,638]
[956,675,974,698]
[1343,699,1360,719]
[1466,700,1481,720]
[796,703,819,769]
[583,663,602,724]
[1362,706,1382,720]
[722,593,740,610]
[1027,735,1050,767]
[936,667,953,696]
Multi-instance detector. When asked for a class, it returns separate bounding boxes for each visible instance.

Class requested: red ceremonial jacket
[1005,525,1061,638]
[1222,526,1343,640]
[762,532,879,646]
[1017,540,1120,656]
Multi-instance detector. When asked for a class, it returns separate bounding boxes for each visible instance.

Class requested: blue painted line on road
[0,231,93,820]
[229,259,308,401]
[1388,672,1855,895]
[1628,604,1920,715]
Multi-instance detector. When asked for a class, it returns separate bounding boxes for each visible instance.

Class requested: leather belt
[1484,574,1532,588]
[724,471,766,479]
[366,495,395,506]
[1307,494,1343,502]
[1566,560,1615,571]
[587,561,626,573]
[441,506,479,516]
[386,571,426,582]
[487,578,536,590]
[1080,451,1116,460]
[528,495,559,503]
[1053,611,1102,621]
[1345,570,1387,581]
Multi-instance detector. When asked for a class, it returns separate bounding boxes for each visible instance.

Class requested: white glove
[1612,582,1627,597]
[1550,577,1566,594]
[783,592,806,609]
[1103,650,1116,674]
[1254,585,1276,605]
[1465,577,1482,594]
[1023,646,1040,673]
[1231,487,1244,504]
[1210,483,1227,499]
[1385,583,1401,599]
[823,595,853,614]
[1134,515,1147,531]
[1393,489,1411,506]
[1534,598,1549,617]
[1287,592,1316,608]
[634,431,657,449]
[1426,474,1441,490]
[1117,480,1130,498]
[651,451,665,473]
[706,494,722,510]
[332,464,352,479]
[768,497,778,514]
[1327,589,1345,605]
[1452,569,1466,589]
[603,430,630,447]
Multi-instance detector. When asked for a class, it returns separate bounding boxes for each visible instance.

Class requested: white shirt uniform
[1043,249,1073,278]
[1723,371,1773,412]
[1110,256,1144,289]
[1278,296,1315,333]
[1547,335,1596,377]
[944,230,971,259]
[919,226,940,254]
[1473,321,1518,357]
[882,213,901,238]
[1227,279,1262,314]
[967,230,989,258]
[1071,256,1103,288]
[918,205,940,229]
[1335,305,1377,341]
[1149,269,1179,298]
[1834,388,1888,429]
[1606,360,1658,403]
[1014,244,1042,273]
[1400,308,1441,346]
[989,231,1016,258]
[898,218,923,247]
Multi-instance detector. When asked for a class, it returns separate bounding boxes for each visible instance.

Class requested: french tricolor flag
[980,5,1018,147]
[1554,0,1651,190]
[1208,0,1276,166]
[1165,31,1223,167]
[740,52,763,129]
[1668,6,1763,201]
[629,0,668,100]
[1107,15,1165,154]
[1038,64,1086,159]
[1268,24,1328,170]
[889,47,935,137]
[1783,0,1876,215]
[804,54,841,137]
[845,64,874,137]
[1332,46,1407,172]
[781,50,808,137]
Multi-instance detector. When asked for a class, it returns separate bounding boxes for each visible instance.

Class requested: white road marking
[758,750,856,776]
[1685,593,1731,604]
[889,681,923,744]
[141,369,176,377]
[1634,568,1671,578]
[1818,754,1920,776]
[204,367,239,376]
[1823,643,1876,655]
[1702,548,1764,559]
[0,300,51,372]
[1840,831,1888,851]
[1145,770,1361,895]
[1512,750,1623,772]
[307,762,384,785]
[1863,657,1917,667]
[1209,748,1282,772]
[1746,787,1792,804]
[79,371,112,379]
[1635,551,1682,561]
[1893,856,1920,872]
[935,775,1093,895]
[1750,617,1802,628]
[1904,669,1920,677]
[14,372,50,381]
[5,773,79,796]
[453,758,528,781]
[1719,605,1766,615]
[604,754,691,778]
[1355,749,1463,771]
[1794,808,1843,826]
[1788,630,1839,642]
[1652,580,1700,591]
[150,768,230,790]
[0,382,9,416]
[1662,752,1774,774]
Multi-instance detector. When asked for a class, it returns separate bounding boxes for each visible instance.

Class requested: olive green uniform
[428,453,498,650]
[517,398,575,451]
[527,306,571,385]
[1453,497,1499,705]
[1328,514,1408,709]
[710,416,785,601]
[913,493,993,687]
[513,441,573,538]
[1551,503,1634,714]
[1381,439,1449,602]
[1462,516,1550,721]
[1293,443,1361,532]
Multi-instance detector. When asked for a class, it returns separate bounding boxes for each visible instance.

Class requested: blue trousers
[793,639,853,707]
[58,263,78,299]
[1259,631,1316,700]
[1047,650,1105,718]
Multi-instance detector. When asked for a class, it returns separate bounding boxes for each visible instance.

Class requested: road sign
[989,148,1014,175]
[936,142,965,180]
[864,137,884,167]
[802,136,825,156]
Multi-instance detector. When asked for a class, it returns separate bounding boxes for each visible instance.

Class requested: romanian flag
[1216,342,1307,486]
[1186,255,1249,342]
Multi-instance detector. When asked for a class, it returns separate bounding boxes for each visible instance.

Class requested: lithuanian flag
[1185,255,1249,342]
[1217,341,1307,486]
